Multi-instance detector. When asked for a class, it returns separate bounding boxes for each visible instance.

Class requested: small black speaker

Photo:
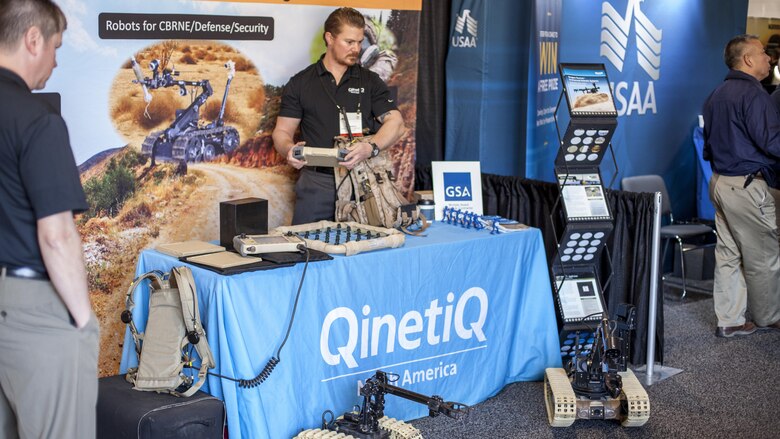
[220,198,268,248]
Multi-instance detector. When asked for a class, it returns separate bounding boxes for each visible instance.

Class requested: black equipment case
[97,375,225,439]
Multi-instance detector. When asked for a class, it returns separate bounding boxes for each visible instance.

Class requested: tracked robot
[294,370,468,439]
[130,56,239,166]
[544,304,650,427]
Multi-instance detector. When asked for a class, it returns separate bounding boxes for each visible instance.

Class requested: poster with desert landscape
[560,64,617,116]
[48,0,420,375]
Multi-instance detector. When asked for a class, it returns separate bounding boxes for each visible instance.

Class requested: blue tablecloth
[120,223,561,439]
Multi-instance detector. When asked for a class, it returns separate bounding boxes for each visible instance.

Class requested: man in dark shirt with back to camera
[272,7,405,225]
[0,0,99,437]
[772,86,780,112]
[703,34,780,337]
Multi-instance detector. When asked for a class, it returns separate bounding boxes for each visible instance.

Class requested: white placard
[558,173,610,221]
[432,161,483,221]
[556,276,604,321]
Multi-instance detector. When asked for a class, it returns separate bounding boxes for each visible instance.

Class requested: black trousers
[292,168,337,225]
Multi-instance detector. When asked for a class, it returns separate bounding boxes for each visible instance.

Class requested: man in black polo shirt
[0,1,98,437]
[272,7,405,225]
[703,34,780,337]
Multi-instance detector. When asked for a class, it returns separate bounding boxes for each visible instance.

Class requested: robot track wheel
[544,368,577,427]
[618,369,650,427]
[379,416,423,439]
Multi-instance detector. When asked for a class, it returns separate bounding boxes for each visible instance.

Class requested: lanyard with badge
[319,70,363,193]
[318,70,363,140]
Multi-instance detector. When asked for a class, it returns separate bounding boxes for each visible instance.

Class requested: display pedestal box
[219,197,268,249]
[97,375,225,439]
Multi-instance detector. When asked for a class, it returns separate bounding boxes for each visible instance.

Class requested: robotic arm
[130,57,153,103]
[324,370,468,438]
[130,57,213,102]
[216,60,235,126]
[568,304,636,399]
[129,57,214,162]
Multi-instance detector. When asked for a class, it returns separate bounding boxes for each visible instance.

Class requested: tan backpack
[122,266,215,397]
[333,136,427,234]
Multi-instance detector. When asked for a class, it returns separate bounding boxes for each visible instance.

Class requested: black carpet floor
[409,292,780,439]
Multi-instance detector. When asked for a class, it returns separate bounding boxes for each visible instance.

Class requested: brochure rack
[551,63,619,364]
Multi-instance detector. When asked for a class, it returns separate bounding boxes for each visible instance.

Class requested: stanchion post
[645,191,662,383]
[633,191,682,385]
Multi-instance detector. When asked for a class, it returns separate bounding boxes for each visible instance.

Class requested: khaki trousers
[709,174,780,327]
[0,273,99,439]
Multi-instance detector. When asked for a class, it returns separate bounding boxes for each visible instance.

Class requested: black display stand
[551,63,621,366]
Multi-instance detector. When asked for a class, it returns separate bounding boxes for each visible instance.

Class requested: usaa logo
[444,172,472,201]
[600,0,662,116]
[451,9,478,48]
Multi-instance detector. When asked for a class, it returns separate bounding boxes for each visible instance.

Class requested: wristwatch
[369,142,380,158]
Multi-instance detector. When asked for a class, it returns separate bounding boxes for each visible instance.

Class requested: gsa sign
[444,172,473,201]
[432,161,483,220]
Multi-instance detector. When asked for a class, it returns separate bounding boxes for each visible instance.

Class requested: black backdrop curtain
[603,189,660,366]
[414,0,450,167]
[415,170,662,366]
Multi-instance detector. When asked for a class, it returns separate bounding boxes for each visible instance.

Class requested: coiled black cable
[206,243,310,388]
[236,356,279,388]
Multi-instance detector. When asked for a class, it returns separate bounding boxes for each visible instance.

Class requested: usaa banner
[545,0,747,217]
[445,0,485,163]
[43,0,421,384]
[445,0,531,176]
[526,0,562,181]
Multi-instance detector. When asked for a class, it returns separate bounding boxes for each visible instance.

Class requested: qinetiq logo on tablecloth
[319,287,489,387]
[443,172,473,201]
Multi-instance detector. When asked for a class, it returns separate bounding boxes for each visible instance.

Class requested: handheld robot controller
[233,233,305,257]
[292,146,348,168]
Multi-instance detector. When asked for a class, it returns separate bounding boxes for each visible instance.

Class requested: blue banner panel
[526,0,562,183]
[446,0,487,163]
[543,0,748,217]
[446,0,532,176]
[120,224,561,439]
